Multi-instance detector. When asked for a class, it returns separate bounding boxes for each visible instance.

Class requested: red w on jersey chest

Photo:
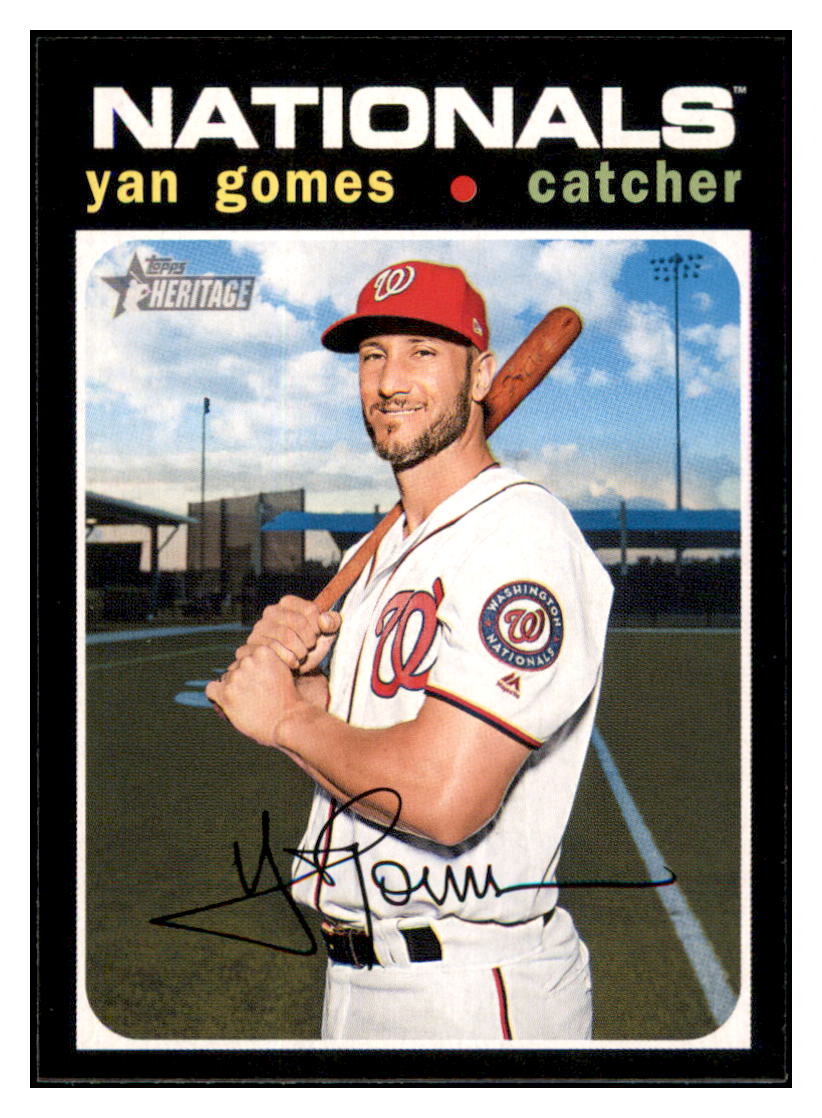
[370,578,444,698]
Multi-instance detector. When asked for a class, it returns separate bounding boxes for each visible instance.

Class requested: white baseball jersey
[290,464,613,930]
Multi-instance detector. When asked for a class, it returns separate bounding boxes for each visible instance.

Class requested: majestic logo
[479,581,563,671]
[496,672,522,698]
[371,577,444,698]
[472,317,484,337]
[102,253,256,318]
[372,265,416,302]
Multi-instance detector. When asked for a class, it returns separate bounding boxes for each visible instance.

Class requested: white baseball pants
[320,906,592,1042]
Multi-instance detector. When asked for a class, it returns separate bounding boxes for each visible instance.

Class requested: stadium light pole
[200,396,210,576]
[650,252,703,511]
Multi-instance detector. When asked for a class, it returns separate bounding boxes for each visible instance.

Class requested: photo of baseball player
[205,260,614,1041]
[81,233,743,1049]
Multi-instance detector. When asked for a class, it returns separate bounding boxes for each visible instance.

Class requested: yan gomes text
[85,160,741,215]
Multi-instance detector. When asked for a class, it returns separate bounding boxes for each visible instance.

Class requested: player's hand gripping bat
[313,306,582,613]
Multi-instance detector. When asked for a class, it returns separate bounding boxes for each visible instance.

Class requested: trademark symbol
[733,85,747,95]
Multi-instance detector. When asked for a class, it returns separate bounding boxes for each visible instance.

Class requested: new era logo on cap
[322,260,489,352]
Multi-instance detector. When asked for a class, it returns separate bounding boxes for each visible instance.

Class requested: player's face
[358,334,475,471]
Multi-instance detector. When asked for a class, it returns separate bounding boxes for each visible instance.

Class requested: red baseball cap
[321,260,490,352]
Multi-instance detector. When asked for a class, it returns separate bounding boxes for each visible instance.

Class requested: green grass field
[84,626,741,1042]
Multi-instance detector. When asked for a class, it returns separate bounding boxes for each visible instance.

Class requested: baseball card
[35,32,788,1085]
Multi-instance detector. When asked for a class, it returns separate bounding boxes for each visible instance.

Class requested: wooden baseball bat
[313,306,582,613]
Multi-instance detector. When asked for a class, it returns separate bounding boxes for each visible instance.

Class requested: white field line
[591,726,737,1027]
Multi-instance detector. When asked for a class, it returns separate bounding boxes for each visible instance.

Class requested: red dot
[450,175,477,203]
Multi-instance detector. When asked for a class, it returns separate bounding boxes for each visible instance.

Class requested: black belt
[321,921,442,967]
[320,910,555,968]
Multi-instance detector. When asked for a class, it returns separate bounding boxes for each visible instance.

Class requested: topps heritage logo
[102,253,256,317]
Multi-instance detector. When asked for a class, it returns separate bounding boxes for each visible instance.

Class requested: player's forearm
[273,700,469,844]
[276,745,430,837]
[271,733,382,820]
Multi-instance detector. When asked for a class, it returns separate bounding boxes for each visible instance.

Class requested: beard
[363,368,473,472]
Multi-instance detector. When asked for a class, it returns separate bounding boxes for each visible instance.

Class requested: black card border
[34,30,788,1086]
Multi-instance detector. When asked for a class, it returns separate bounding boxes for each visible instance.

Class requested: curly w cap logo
[372,264,416,302]
[371,578,443,698]
[479,582,563,671]
[102,253,256,317]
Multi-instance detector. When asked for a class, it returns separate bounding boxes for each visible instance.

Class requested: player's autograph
[149,789,676,957]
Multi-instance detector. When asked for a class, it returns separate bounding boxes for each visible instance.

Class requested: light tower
[200,396,210,578]
[650,251,703,511]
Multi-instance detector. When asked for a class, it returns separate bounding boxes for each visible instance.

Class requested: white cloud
[281,348,359,403]
[550,362,577,385]
[716,475,741,508]
[686,379,711,398]
[534,240,644,324]
[692,290,713,312]
[682,321,740,389]
[247,238,439,314]
[540,443,579,463]
[683,323,714,346]
[716,323,738,356]
[85,306,311,424]
[616,303,739,396]
[621,302,674,382]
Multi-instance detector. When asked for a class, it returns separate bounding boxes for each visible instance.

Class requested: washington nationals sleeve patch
[479,581,564,671]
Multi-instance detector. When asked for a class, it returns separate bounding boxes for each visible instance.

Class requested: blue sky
[82,234,743,566]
